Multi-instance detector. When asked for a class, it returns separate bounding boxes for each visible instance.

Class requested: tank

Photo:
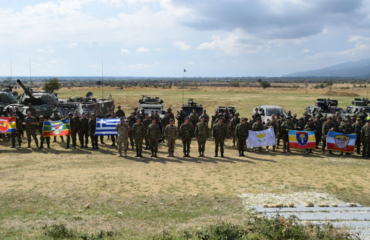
[0,86,18,112]
[57,92,115,118]
[138,95,165,118]
[5,79,59,118]
[181,99,203,116]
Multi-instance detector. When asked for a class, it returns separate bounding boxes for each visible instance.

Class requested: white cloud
[187,61,194,65]
[37,49,45,52]
[67,43,78,48]
[120,48,130,53]
[153,48,161,51]
[128,63,151,69]
[89,39,102,46]
[173,41,190,50]
[136,47,149,53]
[303,49,310,53]
[37,45,54,53]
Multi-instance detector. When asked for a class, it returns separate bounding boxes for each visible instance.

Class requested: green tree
[260,81,271,89]
[325,80,334,87]
[43,78,61,92]
[96,81,102,86]
[257,79,262,82]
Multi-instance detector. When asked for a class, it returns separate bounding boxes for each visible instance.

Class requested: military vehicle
[138,95,165,118]
[305,98,345,117]
[344,98,370,115]
[181,99,203,116]
[5,79,59,118]
[57,92,115,118]
[253,105,287,124]
[216,106,237,118]
[0,86,18,112]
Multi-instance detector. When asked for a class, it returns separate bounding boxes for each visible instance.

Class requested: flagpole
[182,68,185,105]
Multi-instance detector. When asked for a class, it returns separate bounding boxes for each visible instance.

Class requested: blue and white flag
[95,118,125,136]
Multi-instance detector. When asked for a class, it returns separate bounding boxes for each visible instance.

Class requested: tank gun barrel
[17,79,35,99]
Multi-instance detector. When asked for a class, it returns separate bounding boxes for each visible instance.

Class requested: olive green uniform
[161,116,170,142]
[357,112,368,124]
[230,117,240,146]
[116,122,130,155]
[15,110,25,136]
[88,119,98,149]
[79,117,89,147]
[235,123,249,153]
[115,110,125,118]
[180,123,193,155]
[212,123,227,156]
[147,124,161,156]
[195,122,209,154]
[353,122,363,154]
[11,117,22,147]
[132,123,145,152]
[313,119,322,148]
[281,121,294,152]
[176,112,187,133]
[23,116,38,147]
[265,120,277,150]
[361,124,370,157]
[164,124,178,156]
[142,118,151,149]
[189,113,199,137]
[67,116,79,148]
[128,118,136,149]
[322,121,336,152]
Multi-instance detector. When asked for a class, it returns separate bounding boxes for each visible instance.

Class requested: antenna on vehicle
[29,57,32,87]
[368,72,369,98]
[102,60,104,99]
[10,59,12,85]
[182,68,186,105]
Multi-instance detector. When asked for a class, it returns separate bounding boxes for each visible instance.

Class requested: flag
[95,118,125,136]
[43,119,71,137]
[326,130,356,152]
[0,117,17,134]
[247,128,276,148]
[184,69,186,72]
[289,130,316,149]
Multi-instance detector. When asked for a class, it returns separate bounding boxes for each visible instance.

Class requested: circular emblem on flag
[0,119,9,132]
[257,133,266,142]
[335,135,350,149]
[296,132,308,146]
[53,123,62,135]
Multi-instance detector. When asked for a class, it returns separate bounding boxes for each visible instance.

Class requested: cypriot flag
[247,128,276,148]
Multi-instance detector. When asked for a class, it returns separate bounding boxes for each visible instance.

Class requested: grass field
[1,86,369,239]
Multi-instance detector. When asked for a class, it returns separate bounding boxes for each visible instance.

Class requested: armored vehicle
[305,98,344,117]
[181,99,203,116]
[253,105,287,124]
[344,98,370,115]
[5,79,59,118]
[138,95,165,118]
[57,92,115,118]
[0,86,18,112]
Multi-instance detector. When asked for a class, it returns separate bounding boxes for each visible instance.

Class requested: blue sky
[1,0,370,77]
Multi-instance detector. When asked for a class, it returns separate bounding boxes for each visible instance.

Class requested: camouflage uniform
[211,113,218,130]
[164,124,178,157]
[116,121,130,156]
[88,118,98,149]
[313,118,322,148]
[235,122,249,155]
[96,114,105,144]
[26,106,36,116]
[11,117,22,147]
[161,116,171,142]
[201,113,210,124]
[224,111,231,137]
[79,117,89,147]
[180,123,193,156]
[67,116,79,148]
[23,116,38,147]
[189,112,199,137]
[37,120,50,149]
[132,122,145,154]
[176,111,187,132]
[128,117,136,149]
[142,118,151,149]
[230,116,240,146]
[353,120,363,154]
[321,120,336,153]
[276,117,285,148]
[147,123,161,156]
[116,109,125,118]
[295,119,306,130]
[167,111,175,122]
[265,119,277,151]
[361,123,370,157]
[212,122,227,157]
[109,115,117,146]
[252,121,265,151]
[281,120,294,152]
[195,122,209,156]
[50,112,64,142]
[357,112,368,124]
[15,110,24,136]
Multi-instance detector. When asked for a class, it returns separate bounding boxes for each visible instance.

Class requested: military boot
[38,143,43,150]
[221,152,224,158]
[124,151,127,157]
[202,152,205,157]
[155,151,158,158]
[80,144,84,148]
[198,152,202,157]
[214,151,218,157]
[85,144,88,148]
[18,143,21,148]
[238,151,242,157]
[61,137,64,143]
[118,150,122,157]
[65,144,70,149]
[47,143,50,149]
[10,144,15,148]
[283,148,286,153]
[183,152,186,157]
[167,151,171,157]
[187,152,190,158]
[309,149,313,154]
[72,145,76,149]
[339,152,343,156]
[151,152,154,157]
[273,146,276,152]
[36,142,39,148]
[140,151,143,157]
[241,151,245,156]
[171,151,175,157]
[329,151,334,155]
[135,150,139,157]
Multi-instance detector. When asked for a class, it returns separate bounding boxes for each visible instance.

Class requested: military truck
[0,86,18,112]
[138,95,165,118]
[181,99,203,116]
[5,79,59,118]
[305,98,344,117]
[344,98,370,115]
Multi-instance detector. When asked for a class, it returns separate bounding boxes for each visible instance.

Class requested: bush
[43,224,119,239]
[260,81,271,89]
[314,83,325,89]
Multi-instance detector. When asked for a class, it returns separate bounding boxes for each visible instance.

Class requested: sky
[1,0,370,77]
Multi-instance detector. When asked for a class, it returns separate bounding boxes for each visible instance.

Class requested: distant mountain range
[287,59,370,77]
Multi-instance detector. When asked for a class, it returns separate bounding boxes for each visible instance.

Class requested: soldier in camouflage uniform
[230,112,240,147]
[253,108,261,120]
[22,111,39,148]
[353,118,362,154]
[180,117,193,157]
[142,114,151,150]
[161,112,170,143]
[292,114,298,125]
[37,115,50,149]
[79,112,89,148]
[361,119,370,157]
[154,111,161,130]
[211,111,218,130]
[265,114,277,152]
[115,106,125,118]
[249,115,257,129]
[10,112,22,148]
[200,109,210,126]
[96,111,105,145]
[164,118,178,157]
[50,108,64,143]
[26,103,36,117]
[109,112,117,146]
[116,117,130,157]
[303,113,309,124]
[224,108,231,137]
[295,117,306,130]
[277,114,286,148]
[321,116,336,154]
[14,107,24,137]
[303,118,316,154]
[128,114,136,149]
[252,117,265,152]
[189,109,199,138]
[132,117,145,157]
[176,109,187,133]
[147,118,161,157]
[195,116,209,157]
[136,111,143,122]
[281,117,294,153]
[236,118,249,156]
[66,112,77,149]
[88,114,99,150]
[313,115,322,149]
[338,118,354,156]
[316,110,323,120]
[320,113,328,124]
[213,118,227,157]
[167,108,175,123]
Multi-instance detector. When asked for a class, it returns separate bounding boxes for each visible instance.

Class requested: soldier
[115,106,125,118]
[313,115,322,149]
[179,117,193,157]
[252,117,265,152]
[195,116,209,157]
[116,117,130,157]
[142,114,151,150]
[200,109,209,125]
[316,109,323,119]
[136,111,143,122]
[66,112,78,149]
[150,110,156,121]
[224,108,231,137]
[79,112,89,148]
[164,118,178,157]
[37,115,50,149]
[292,114,298,125]
[253,108,261,119]
[161,112,170,143]
[303,113,309,124]
[361,119,370,157]
[189,109,199,137]
[353,118,362,154]
[295,117,305,130]
[322,116,336,154]
[105,108,112,118]
[10,112,22,148]
[14,107,25,137]
[281,116,294,153]
[26,103,36,117]
[249,115,257,128]
[132,117,145,157]
[50,108,64,143]
[140,109,146,119]
[320,113,328,124]
[236,118,249,156]
[22,111,38,148]
[287,110,292,118]
[213,117,227,157]
[88,114,99,150]
[211,111,218,130]
[154,111,161,130]
[304,118,316,154]
[128,113,136,149]
[109,112,117,146]
[351,114,357,124]
[147,118,161,157]
[176,109,187,133]
[167,108,175,122]
[96,111,105,145]
[230,112,240,147]
[265,114,277,152]
[339,118,354,156]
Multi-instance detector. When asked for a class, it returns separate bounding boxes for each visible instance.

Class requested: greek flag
[95,118,125,136]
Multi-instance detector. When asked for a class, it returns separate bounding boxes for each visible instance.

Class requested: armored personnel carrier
[138,95,165,118]
[344,98,370,115]
[305,98,344,117]
[0,86,18,112]
[57,92,115,118]
[181,99,203,116]
[5,79,59,118]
